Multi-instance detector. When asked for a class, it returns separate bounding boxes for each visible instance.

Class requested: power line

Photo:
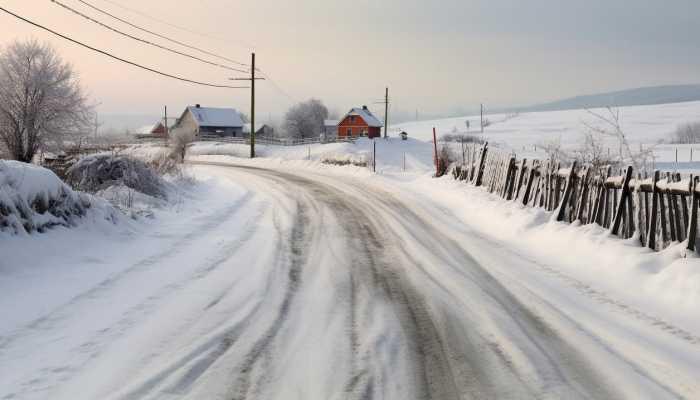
[0,6,248,89]
[74,0,250,67]
[92,0,254,52]
[77,0,296,106]
[51,0,249,74]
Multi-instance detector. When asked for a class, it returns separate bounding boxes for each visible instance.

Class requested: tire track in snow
[217,166,461,400]
[311,175,626,399]
[228,200,310,400]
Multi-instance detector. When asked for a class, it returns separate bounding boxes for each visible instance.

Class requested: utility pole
[374,87,390,139]
[231,53,264,158]
[164,105,168,143]
[384,87,389,139]
[480,103,484,133]
[251,53,256,158]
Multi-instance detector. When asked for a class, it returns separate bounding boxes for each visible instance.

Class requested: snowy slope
[393,101,700,164]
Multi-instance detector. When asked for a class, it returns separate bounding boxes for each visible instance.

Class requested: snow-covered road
[1,162,698,399]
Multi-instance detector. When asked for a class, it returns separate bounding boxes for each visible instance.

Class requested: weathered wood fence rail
[451,142,700,253]
[197,136,357,146]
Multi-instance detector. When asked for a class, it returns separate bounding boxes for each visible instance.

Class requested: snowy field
[2,101,700,399]
[394,100,700,170]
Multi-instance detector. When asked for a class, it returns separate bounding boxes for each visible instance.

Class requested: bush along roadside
[0,160,119,235]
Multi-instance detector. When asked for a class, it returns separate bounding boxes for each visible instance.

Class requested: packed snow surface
[1,154,699,399]
[2,101,700,399]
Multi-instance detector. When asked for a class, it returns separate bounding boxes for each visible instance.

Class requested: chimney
[195,104,201,108]
[362,105,368,110]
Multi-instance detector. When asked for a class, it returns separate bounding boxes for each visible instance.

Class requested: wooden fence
[197,135,357,146]
[451,142,700,253]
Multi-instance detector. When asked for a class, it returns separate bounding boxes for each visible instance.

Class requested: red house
[337,106,383,139]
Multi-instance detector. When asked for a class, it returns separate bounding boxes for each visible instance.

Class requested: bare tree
[582,107,654,172]
[283,99,328,139]
[571,131,618,169]
[538,136,571,165]
[0,39,93,162]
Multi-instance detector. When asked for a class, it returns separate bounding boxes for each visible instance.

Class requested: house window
[350,116,355,123]
[346,128,352,136]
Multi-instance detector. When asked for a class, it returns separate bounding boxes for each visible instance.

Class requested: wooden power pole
[164,105,168,143]
[374,87,390,139]
[231,53,264,158]
[480,103,484,133]
[384,87,389,139]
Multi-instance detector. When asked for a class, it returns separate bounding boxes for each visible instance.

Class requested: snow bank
[420,175,700,330]
[0,161,119,235]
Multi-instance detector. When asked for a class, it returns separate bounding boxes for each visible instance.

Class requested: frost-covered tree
[169,127,196,163]
[672,122,700,144]
[283,99,328,139]
[0,39,93,162]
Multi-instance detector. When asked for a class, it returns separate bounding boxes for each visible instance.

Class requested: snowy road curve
[1,162,698,399]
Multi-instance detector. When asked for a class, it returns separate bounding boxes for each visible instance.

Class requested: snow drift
[0,160,119,234]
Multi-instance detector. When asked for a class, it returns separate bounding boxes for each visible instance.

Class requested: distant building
[337,106,383,139]
[174,104,245,137]
[243,123,274,137]
[322,119,339,140]
[135,119,176,139]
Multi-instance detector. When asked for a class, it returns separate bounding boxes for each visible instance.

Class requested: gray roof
[341,107,383,127]
[187,106,244,128]
[324,119,340,127]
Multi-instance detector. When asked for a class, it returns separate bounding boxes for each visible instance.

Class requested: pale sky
[2,0,699,122]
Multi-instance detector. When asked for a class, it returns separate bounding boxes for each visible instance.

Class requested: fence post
[687,177,698,252]
[647,170,661,250]
[373,140,376,173]
[556,161,577,222]
[522,161,537,206]
[514,158,527,201]
[611,166,633,236]
[503,157,516,199]
[474,142,489,187]
[576,167,591,222]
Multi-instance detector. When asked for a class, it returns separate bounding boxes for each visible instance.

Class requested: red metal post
[432,127,439,175]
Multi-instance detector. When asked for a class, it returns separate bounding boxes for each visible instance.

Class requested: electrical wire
[257,70,297,104]
[0,6,248,89]
[75,0,250,67]
[91,0,254,54]
[51,0,249,74]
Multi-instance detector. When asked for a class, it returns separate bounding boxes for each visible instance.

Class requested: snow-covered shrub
[439,133,484,144]
[436,145,458,177]
[320,154,368,167]
[66,154,167,199]
[0,160,118,234]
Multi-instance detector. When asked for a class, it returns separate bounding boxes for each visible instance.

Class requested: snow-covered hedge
[66,154,167,199]
[0,161,118,234]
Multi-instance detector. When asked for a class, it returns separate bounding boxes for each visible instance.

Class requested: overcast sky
[2,0,699,121]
